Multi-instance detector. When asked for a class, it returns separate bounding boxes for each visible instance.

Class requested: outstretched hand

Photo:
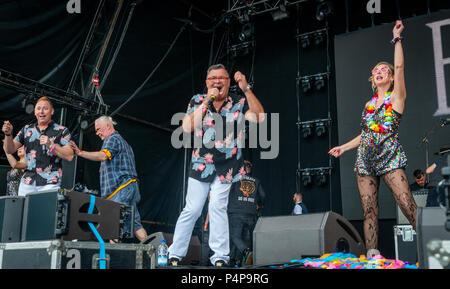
[393,20,404,38]
[328,146,344,158]
[70,140,80,155]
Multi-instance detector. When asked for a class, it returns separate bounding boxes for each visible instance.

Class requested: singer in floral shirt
[168,64,265,267]
[3,97,74,196]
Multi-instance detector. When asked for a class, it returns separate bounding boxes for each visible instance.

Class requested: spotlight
[314,31,324,45]
[301,123,313,139]
[25,103,35,114]
[315,121,327,137]
[316,1,333,21]
[301,170,313,187]
[301,77,311,93]
[80,119,89,130]
[314,75,325,90]
[271,4,289,21]
[315,169,327,186]
[239,23,254,42]
[77,113,89,130]
[300,35,310,49]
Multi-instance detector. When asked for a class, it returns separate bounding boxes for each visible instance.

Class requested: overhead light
[300,35,310,49]
[316,1,333,21]
[314,74,326,90]
[25,103,35,114]
[301,77,311,93]
[239,22,254,42]
[314,31,324,45]
[271,4,289,21]
[301,170,313,187]
[78,113,90,130]
[315,121,327,137]
[315,169,328,186]
[301,123,313,139]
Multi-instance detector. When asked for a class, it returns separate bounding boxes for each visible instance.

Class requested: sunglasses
[372,67,390,75]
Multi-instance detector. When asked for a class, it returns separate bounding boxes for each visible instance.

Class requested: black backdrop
[1,0,449,257]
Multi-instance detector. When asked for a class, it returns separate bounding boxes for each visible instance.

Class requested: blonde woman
[328,20,416,258]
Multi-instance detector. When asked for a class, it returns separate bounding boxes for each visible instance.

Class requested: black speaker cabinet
[253,211,366,265]
[416,207,450,269]
[62,190,134,241]
[21,190,70,241]
[0,196,25,242]
[145,231,201,266]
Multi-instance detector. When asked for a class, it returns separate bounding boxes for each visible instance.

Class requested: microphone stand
[418,121,441,182]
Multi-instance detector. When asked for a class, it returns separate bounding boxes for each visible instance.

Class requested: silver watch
[243,84,252,93]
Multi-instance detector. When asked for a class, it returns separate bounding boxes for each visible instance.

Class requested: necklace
[365,91,393,133]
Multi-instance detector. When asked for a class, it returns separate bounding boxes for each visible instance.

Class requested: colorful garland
[365,91,393,133]
[279,252,419,269]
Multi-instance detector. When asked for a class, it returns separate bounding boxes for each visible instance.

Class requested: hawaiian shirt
[186,92,249,184]
[99,131,138,198]
[14,121,71,186]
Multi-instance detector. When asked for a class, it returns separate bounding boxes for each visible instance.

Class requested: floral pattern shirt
[14,121,71,186]
[186,92,249,184]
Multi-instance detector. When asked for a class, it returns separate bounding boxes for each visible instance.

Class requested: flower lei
[365,91,393,134]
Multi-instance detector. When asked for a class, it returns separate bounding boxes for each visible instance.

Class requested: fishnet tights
[357,169,417,250]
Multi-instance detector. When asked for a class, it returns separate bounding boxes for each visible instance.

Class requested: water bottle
[157,239,168,267]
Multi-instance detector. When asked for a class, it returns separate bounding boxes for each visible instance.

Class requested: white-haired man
[70,116,148,242]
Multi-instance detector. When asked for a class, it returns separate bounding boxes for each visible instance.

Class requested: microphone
[440,118,450,127]
[40,129,47,153]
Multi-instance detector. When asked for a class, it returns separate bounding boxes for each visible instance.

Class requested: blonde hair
[36,96,53,108]
[368,61,394,92]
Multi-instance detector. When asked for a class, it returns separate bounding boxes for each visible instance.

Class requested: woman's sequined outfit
[355,102,407,176]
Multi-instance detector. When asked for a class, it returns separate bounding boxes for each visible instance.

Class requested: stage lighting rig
[300,169,313,187]
[296,28,327,49]
[298,121,313,139]
[315,121,326,137]
[316,0,333,21]
[0,68,109,116]
[239,22,254,41]
[298,167,332,187]
[300,76,311,93]
[314,30,324,45]
[228,40,254,58]
[314,74,325,90]
[315,168,328,186]
[271,3,289,21]
[300,35,310,48]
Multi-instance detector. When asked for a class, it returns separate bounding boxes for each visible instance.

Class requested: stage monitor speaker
[0,196,25,242]
[21,190,70,241]
[416,207,450,269]
[62,190,134,241]
[253,211,366,265]
[145,231,201,266]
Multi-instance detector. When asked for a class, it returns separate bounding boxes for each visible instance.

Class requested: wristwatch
[243,84,252,93]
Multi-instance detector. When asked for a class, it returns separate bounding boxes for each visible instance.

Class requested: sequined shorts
[354,137,407,176]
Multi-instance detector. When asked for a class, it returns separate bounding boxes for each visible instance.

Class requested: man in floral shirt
[168,64,265,267]
[2,97,74,196]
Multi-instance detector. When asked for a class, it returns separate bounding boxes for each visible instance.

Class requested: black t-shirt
[428,153,448,187]
[227,175,265,215]
[186,92,249,183]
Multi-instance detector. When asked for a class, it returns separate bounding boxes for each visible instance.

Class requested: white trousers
[18,181,60,197]
[168,176,231,265]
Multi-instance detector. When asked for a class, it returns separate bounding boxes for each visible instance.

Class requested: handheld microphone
[40,129,47,152]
